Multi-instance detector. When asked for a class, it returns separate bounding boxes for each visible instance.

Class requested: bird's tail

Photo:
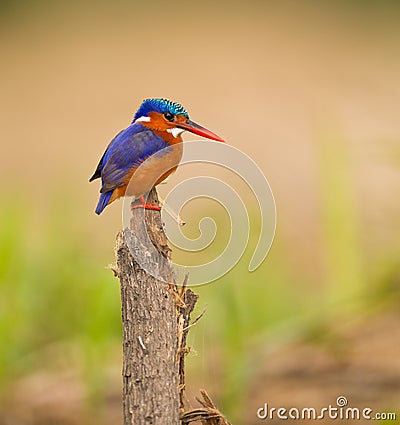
[95,191,113,215]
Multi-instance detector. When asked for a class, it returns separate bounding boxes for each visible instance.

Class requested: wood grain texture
[115,189,180,425]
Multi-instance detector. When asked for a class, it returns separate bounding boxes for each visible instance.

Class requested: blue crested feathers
[133,98,189,122]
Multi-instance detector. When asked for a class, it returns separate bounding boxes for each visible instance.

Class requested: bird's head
[132,98,224,142]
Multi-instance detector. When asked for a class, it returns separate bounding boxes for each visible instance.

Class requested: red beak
[177,119,225,142]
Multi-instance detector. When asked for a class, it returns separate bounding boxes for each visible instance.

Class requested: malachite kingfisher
[90,98,225,215]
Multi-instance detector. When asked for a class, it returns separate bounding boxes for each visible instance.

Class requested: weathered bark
[113,188,232,425]
[114,189,180,425]
[177,286,199,411]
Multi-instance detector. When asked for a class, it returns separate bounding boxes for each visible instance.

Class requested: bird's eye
[164,112,175,122]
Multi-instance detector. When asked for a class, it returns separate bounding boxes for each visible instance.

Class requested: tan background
[0,1,399,424]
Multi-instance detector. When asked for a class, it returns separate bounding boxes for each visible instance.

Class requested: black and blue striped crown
[133,98,189,121]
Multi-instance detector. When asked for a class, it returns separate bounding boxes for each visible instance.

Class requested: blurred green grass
[0,197,121,405]
[180,129,400,421]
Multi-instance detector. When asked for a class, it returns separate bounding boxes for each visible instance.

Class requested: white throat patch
[167,127,185,138]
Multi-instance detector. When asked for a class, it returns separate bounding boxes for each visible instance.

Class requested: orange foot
[131,195,161,211]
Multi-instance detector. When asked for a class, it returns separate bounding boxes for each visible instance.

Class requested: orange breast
[109,143,183,204]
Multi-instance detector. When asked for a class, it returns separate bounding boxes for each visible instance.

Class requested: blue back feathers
[133,98,189,122]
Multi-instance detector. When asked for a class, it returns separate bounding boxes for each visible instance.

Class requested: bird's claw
[131,196,161,211]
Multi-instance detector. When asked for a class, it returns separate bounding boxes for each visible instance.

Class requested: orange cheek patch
[147,111,172,132]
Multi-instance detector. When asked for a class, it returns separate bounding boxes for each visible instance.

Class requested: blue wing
[90,123,168,194]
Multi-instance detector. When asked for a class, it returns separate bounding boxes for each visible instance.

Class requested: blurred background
[1,1,400,423]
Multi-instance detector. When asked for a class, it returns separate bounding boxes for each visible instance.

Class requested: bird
[90,98,225,215]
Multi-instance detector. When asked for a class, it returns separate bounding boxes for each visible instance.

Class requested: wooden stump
[113,188,231,425]
[114,189,180,425]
